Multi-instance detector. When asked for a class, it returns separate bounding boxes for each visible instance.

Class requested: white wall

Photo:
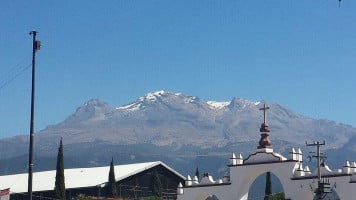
[177,157,355,200]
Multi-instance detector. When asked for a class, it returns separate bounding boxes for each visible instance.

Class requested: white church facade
[177,104,356,200]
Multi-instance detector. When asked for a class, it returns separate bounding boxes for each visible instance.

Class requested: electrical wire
[0,54,31,91]
[0,63,31,91]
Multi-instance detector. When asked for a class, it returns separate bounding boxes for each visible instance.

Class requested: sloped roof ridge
[0,161,184,194]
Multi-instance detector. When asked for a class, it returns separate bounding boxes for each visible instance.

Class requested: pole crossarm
[306,140,331,200]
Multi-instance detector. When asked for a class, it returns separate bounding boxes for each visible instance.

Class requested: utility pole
[28,31,40,200]
[306,140,331,200]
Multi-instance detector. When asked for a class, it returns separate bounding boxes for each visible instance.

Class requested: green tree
[195,167,200,181]
[271,192,285,200]
[150,170,162,198]
[264,172,272,200]
[54,138,66,200]
[107,158,117,197]
[143,197,163,200]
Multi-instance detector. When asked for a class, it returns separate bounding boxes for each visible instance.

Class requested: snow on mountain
[117,90,262,113]
[206,101,230,110]
[116,90,201,113]
[117,102,141,112]
[139,90,167,101]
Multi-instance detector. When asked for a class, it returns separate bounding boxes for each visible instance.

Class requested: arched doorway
[248,172,285,200]
[205,194,219,200]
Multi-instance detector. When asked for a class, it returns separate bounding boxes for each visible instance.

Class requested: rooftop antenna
[28,31,41,200]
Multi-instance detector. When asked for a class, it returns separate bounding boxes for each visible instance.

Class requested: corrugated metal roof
[0,161,185,194]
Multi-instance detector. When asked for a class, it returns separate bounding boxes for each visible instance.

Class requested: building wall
[115,164,184,199]
[178,160,356,200]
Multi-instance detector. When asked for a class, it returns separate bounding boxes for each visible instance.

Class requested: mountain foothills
[0,90,355,175]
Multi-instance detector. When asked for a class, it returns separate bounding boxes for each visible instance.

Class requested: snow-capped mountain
[36,90,356,148]
[0,90,355,175]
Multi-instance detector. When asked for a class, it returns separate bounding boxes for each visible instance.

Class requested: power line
[0,54,31,91]
[0,63,31,91]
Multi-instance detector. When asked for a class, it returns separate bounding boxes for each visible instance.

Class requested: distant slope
[327,135,356,168]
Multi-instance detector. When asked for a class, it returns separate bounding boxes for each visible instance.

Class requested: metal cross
[259,104,270,124]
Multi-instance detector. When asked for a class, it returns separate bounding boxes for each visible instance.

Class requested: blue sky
[1,0,356,138]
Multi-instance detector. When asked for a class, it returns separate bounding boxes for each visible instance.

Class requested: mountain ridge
[5,90,356,148]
